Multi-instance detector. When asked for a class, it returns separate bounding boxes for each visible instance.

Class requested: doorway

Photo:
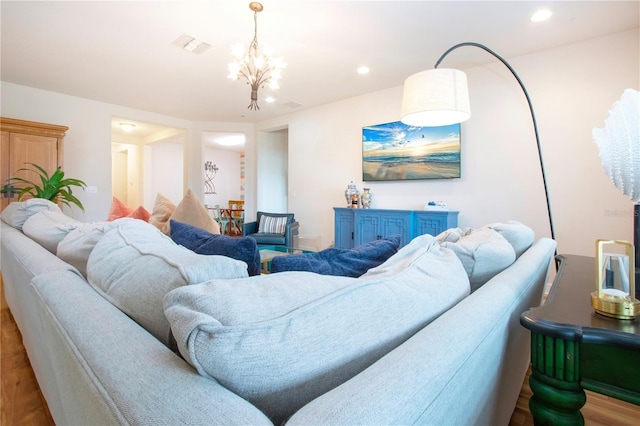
[111,118,184,210]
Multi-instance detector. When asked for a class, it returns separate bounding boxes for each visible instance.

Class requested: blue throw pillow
[270,235,401,277]
[170,220,261,276]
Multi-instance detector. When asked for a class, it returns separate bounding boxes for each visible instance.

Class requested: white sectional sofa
[0,199,556,425]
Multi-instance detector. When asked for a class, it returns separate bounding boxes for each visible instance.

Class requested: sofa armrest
[285,221,300,248]
[31,270,272,426]
[243,221,257,236]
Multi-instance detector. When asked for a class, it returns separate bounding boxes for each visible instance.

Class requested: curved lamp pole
[401,42,555,241]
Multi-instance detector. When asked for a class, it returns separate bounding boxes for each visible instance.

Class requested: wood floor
[1,276,54,425]
[1,275,639,426]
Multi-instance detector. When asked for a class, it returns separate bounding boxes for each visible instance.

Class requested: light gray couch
[1,204,556,426]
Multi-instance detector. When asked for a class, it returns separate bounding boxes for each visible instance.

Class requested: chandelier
[227,2,286,110]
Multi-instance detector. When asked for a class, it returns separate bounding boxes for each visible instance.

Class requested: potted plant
[1,162,87,211]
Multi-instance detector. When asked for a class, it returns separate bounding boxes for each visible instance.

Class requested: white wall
[257,129,288,213]
[257,29,639,255]
[145,141,184,207]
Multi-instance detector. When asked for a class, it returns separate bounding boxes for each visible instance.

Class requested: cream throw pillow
[148,193,176,234]
[149,190,220,235]
[171,189,220,235]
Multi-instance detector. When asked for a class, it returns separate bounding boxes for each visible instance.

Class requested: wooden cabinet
[354,210,413,247]
[0,117,67,211]
[333,208,459,249]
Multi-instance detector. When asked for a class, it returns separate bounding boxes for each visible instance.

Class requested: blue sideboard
[333,207,459,249]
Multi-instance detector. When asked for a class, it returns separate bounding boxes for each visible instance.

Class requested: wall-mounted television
[362,121,461,181]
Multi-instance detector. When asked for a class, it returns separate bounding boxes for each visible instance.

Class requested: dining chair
[215,204,230,235]
[228,200,245,235]
[231,208,244,236]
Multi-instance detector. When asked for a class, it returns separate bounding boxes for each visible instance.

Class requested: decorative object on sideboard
[362,120,461,181]
[0,162,86,211]
[592,239,639,320]
[400,42,555,242]
[344,181,360,208]
[360,188,372,209]
[227,2,286,110]
[425,201,448,211]
[204,161,219,195]
[592,88,640,299]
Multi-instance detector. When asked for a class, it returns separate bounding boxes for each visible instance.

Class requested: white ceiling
[1,1,638,125]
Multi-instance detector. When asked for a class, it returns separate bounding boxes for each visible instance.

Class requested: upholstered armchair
[243,211,300,248]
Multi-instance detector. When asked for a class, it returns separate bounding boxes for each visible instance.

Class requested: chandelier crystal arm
[435,42,555,241]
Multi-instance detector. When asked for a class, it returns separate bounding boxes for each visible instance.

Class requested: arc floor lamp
[401,42,555,241]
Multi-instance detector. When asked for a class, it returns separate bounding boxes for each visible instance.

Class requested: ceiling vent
[172,34,210,54]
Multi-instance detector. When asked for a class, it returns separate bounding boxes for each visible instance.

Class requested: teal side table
[520,255,640,425]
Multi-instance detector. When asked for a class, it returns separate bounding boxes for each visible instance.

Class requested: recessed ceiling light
[531,9,552,23]
[265,96,275,103]
[119,123,136,132]
[216,135,245,146]
[357,66,370,75]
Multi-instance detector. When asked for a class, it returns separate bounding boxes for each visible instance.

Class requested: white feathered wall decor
[593,88,640,203]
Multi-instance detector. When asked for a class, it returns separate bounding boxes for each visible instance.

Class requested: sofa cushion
[436,226,466,243]
[248,233,286,245]
[22,210,80,253]
[441,227,516,292]
[270,235,400,277]
[163,233,469,424]
[107,196,150,221]
[170,219,260,276]
[487,220,535,258]
[87,218,248,349]
[57,222,107,277]
[1,198,62,230]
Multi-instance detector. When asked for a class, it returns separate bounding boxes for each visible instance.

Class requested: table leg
[528,333,586,425]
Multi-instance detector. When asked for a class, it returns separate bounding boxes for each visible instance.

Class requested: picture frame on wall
[362,121,461,181]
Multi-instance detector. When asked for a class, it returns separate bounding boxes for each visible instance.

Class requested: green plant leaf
[2,162,87,210]
[57,188,84,211]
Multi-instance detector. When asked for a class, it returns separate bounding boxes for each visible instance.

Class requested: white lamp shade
[401,68,471,127]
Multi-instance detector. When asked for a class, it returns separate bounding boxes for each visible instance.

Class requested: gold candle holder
[592,239,640,319]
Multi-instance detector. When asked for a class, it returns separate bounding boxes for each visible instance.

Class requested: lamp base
[591,291,640,320]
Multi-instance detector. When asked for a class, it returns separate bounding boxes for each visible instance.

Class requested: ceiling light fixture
[531,9,552,23]
[227,2,286,110]
[357,66,370,75]
[216,135,246,146]
[119,123,136,132]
